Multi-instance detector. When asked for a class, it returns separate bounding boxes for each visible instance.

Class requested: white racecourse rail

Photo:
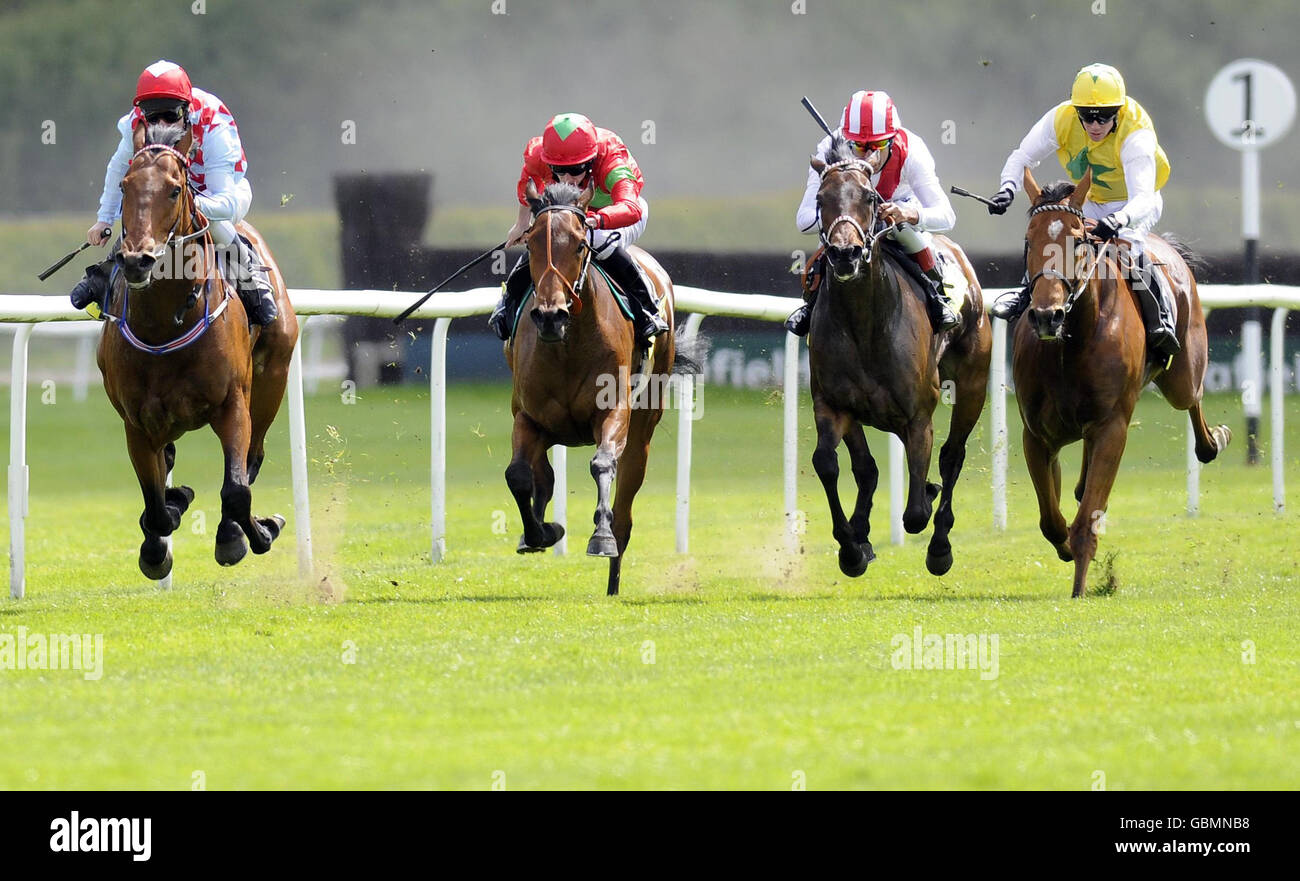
[2,284,1297,598]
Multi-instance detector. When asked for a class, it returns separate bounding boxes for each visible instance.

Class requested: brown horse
[808,138,991,577]
[504,180,683,596]
[1014,167,1231,597]
[98,118,298,580]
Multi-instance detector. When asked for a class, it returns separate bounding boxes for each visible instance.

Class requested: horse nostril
[1052,308,1065,326]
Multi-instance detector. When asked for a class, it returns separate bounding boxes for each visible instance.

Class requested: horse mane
[541,182,585,208]
[825,133,858,165]
[1031,180,1078,209]
[142,119,189,151]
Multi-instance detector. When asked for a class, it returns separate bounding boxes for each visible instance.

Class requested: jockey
[786,90,960,336]
[986,63,1179,358]
[488,113,669,343]
[70,60,277,325]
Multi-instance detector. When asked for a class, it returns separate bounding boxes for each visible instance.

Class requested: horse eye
[170,186,181,200]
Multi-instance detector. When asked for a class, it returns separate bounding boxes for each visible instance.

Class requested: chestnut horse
[808,137,991,578]
[1014,167,1231,597]
[504,180,683,596]
[99,119,298,580]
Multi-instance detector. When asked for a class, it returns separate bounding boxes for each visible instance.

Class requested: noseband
[529,204,593,313]
[817,161,884,269]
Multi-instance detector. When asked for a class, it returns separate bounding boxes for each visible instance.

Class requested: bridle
[527,204,593,314]
[1025,201,1106,315]
[817,160,888,273]
[123,143,210,271]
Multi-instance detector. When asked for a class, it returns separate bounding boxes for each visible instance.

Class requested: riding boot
[916,255,960,333]
[234,235,278,326]
[784,251,824,336]
[69,257,117,319]
[598,244,669,342]
[1130,249,1181,360]
[488,255,532,341]
[990,273,1032,322]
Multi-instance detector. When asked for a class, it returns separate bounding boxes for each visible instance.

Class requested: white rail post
[889,433,905,546]
[1272,307,1288,512]
[990,315,1008,530]
[430,317,450,562]
[8,325,32,599]
[159,470,174,590]
[287,337,314,576]
[676,312,705,553]
[552,447,567,556]
[1186,412,1200,517]
[73,332,94,402]
[783,330,800,549]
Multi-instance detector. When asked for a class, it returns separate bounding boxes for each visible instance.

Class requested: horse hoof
[542,522,565,547]
[216,537,248,567]
[926,548,954,576]
[139,549,173,581]
[516,535,546,554]
[262,514,286,541]
[587,533,618,558]
[838,543,869,578]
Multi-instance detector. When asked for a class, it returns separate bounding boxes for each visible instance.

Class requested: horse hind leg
[1068,417,1129,598]
[606,429,653,597]
[213,395,283,566]
[1022,428,1071,563]
[901,417,940,535]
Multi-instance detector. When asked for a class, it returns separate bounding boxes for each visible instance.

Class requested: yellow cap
[1071,63,1125,107]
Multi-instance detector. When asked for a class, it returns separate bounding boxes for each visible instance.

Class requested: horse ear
[810,156,826,175]
[177,126,193,158]
[524,179,543,216]
[1070,167,1092,208]
[579,178,595,210]
[1022,167,1041,204]
[131,119,147,152]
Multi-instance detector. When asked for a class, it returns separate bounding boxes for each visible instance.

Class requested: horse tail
[1158,231,1206,274]
[671,324,708,375]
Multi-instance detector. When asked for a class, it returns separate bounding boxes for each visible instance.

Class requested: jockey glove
[987,185,1015,215]
[1093,212,1126,242]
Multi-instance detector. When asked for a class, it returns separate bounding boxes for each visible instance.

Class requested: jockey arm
[997,106,1059,194]
[795,133,834,234]
[192,120,249,222]
[1113,128,1158,228]
[893,135,955,233]
[588,175,642,229]
[95,115,136,225]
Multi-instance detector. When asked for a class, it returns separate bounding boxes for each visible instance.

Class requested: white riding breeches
[589,197,649,258]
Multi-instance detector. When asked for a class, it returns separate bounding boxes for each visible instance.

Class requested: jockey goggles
[139,98,189,124]
[1076,107,1119,125]
[550,162,594,179]
[848,136,893,153]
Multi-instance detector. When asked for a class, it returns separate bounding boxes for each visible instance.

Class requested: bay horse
[99,119,298,580]
[1014,167,1231,597]
[808,138,991,577]
[504,180,684,596]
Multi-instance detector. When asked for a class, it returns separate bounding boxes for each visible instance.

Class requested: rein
[529,204,591,314]
[1025,202,1109,317]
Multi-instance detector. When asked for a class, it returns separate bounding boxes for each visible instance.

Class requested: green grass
[0,380,1297,790]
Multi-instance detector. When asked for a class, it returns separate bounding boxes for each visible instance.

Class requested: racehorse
[98,119,298,580]
[504,180,688,596]
[1014,167,1231,597]
[807,137,992,578]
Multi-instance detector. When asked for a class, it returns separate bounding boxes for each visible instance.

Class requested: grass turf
[0,377,1296,790]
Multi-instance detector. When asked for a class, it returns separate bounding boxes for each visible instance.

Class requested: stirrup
[785,305,811,336]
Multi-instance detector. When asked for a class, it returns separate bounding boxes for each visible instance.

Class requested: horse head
[810,136,886,282]
[117,119,196,290]
[1021,166,1095,342]
[522,178,594,343]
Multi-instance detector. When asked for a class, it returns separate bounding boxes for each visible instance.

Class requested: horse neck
[826,243,905,337]
[1061,254,1121,350]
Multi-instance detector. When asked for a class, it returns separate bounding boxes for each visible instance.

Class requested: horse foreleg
[928,371,985,576]
[506,413,562,553]
[841,424,879,570]
[901,417,938,535]
[212,392,282,566]
[812,403,869,578]
[1022,428,1071,563]
[586,408,628,560]
[1069,417,1129,598]
[125,426,186,581]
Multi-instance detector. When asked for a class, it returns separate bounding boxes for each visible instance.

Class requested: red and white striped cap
[841,90,900,142]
